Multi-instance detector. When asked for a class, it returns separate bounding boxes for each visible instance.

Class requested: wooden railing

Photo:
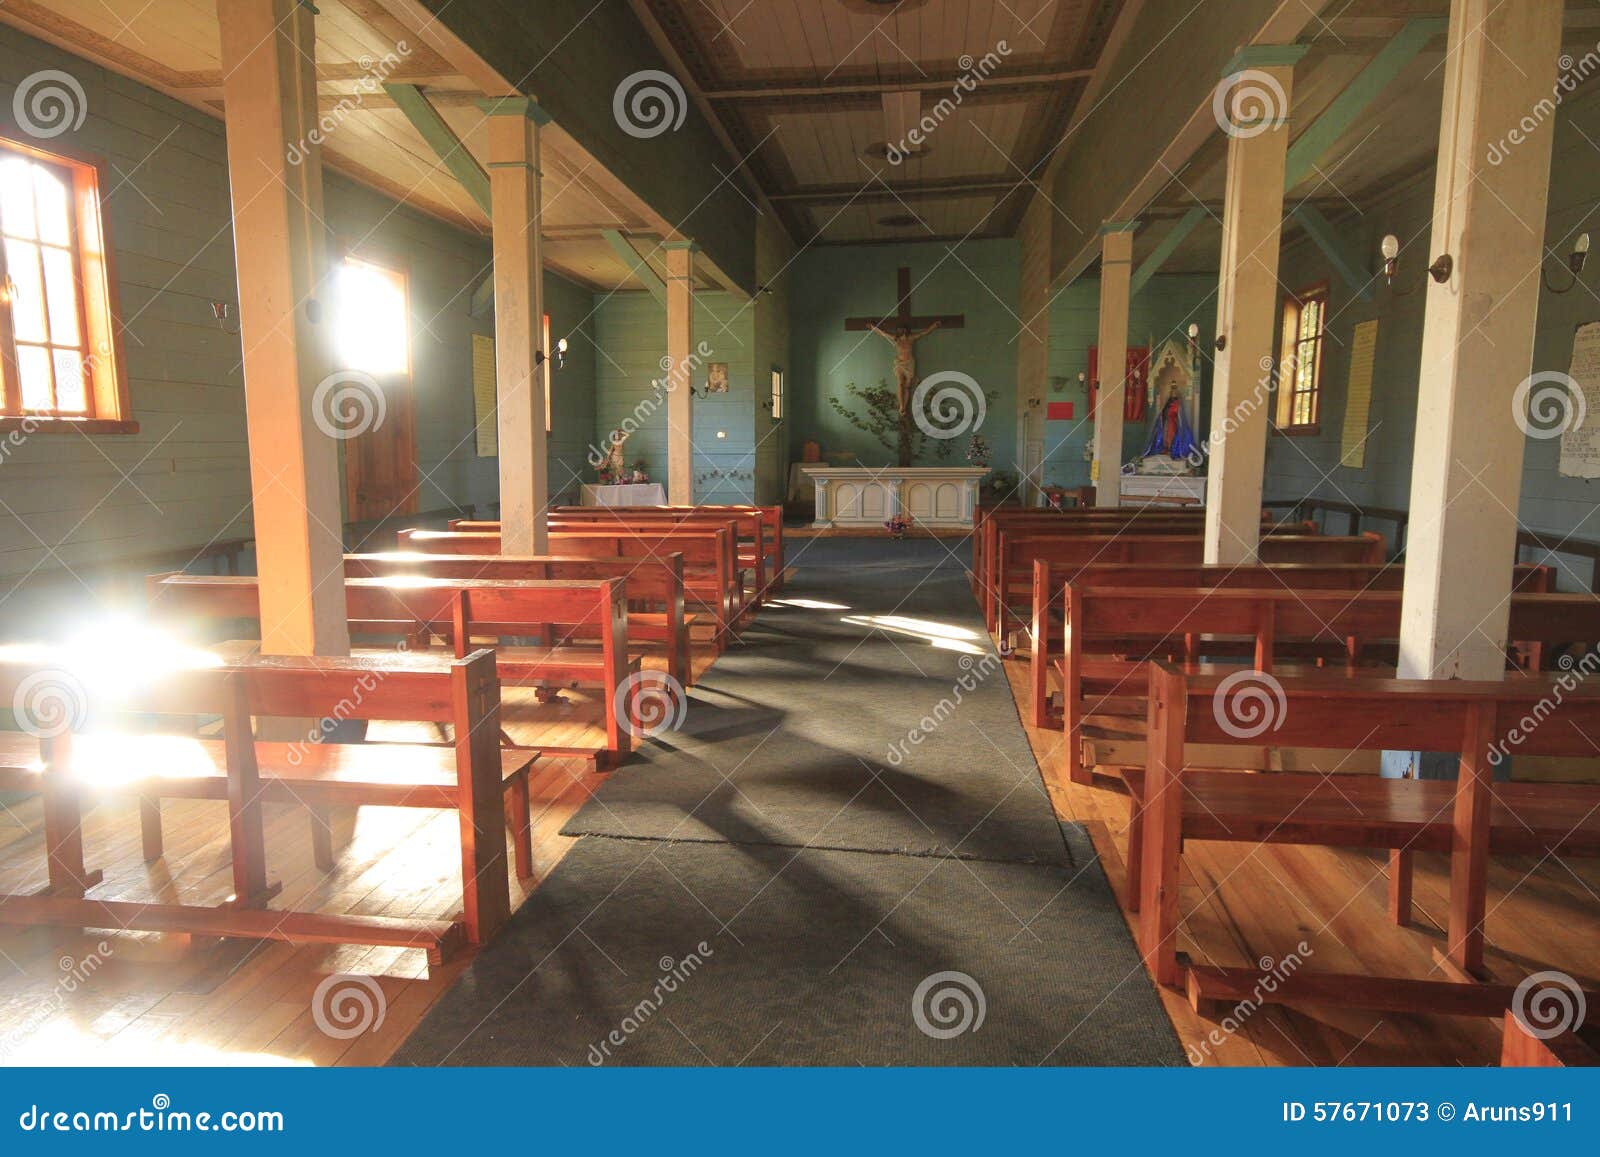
[1266,495,1600,593]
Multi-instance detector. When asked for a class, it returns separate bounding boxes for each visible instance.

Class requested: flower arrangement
[965,433,991,468]
[630,459,649,483]
[884,514,913,540]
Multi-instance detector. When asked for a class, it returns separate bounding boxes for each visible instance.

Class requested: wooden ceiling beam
[773,178,1022,204]
[704,68,1095,101]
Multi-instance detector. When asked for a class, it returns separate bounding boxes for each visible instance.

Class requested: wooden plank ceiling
[634,0,1122,246]
[0,0,682,290]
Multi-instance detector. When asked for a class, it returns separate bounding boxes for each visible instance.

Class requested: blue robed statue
[1141,390,1197,461]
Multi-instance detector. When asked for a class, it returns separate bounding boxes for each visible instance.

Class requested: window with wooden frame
[0,136,132,431]
[1274,284,1327,433]
[335,254,410,376]
[770,367,784,420]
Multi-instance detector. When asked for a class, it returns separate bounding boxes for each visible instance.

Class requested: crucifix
[845,266,965,411]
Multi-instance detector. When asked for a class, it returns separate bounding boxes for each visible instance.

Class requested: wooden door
[337,255,417,522]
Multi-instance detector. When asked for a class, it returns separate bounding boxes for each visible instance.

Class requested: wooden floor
[1,605,1596,1066]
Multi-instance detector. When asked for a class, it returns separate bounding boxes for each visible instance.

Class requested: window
[335,255,409,376]
[543,312,552,432]
[770,367,784,420]
[0,137,131,430]
[1275,284,1327,433]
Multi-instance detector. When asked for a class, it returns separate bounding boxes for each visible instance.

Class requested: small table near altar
[579,482,667,507]
[803,465,989,530]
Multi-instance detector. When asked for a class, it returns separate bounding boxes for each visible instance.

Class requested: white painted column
[1091,225,1136,506]
[480,97,549,555]
[1398,0,1563,680]
[665,242,697,505]
[218,0,349,657]
[1203,50,1303,564]
[1017,199,1052,505]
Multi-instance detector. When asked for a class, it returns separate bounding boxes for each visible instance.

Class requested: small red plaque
[1046,401,1075,421]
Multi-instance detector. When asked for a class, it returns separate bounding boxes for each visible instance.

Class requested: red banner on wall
[1045,401,1075,421]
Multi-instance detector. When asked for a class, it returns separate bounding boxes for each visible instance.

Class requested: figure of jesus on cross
[845,266,965,414]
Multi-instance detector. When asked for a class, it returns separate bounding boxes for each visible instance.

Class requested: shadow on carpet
[392,830,1184,1067]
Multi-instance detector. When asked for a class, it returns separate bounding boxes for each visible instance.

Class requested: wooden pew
[1501,1012,1600,1066]
[1056,586,1594,786]
[345,551,694,689]
[0,646,523,963]
[150,572,638,763]
[457,503,785,598]
[554,503,784,596]
[1026,561,1555,728]
[987,530,1384,636]
[461,508,770,607]
[1135,663,1600,1025]
[398,527,741,655]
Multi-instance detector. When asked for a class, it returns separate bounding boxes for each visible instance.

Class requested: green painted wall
[789,239,1019,471]
[1042,273,1217,488]
[1260,85,1600,589]
[590,291,762,502]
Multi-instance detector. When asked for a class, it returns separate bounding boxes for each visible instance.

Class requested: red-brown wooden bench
[0,646,521,965]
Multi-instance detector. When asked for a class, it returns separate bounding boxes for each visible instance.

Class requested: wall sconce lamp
[535,336,569,371]
[1078,370,1091,393]
[1543,232,1591,294]
[1381,233,1453,295]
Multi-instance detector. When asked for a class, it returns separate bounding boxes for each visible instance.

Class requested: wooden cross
[843,266,966,335]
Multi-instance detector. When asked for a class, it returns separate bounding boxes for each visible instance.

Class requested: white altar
[803,466,989,529]
[1119,473,1205,505]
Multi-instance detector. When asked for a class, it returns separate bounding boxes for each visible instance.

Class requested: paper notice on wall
[1557,322,1600,477]
[472,333,497,457]
[1340,320,1378,468]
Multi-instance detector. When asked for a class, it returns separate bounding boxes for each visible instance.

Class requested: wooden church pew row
[345,551,694,689]
[971,505,1302,601]
[149,572,636,764]
[460,503,785,598]
[1056,585,1598,786]
[543,512,760,608]
[1501,1012,1600,1066]
[553,503,783,596]
[987,529,1384,638]
[1026,561,1555,728]
[398,527,741,654]
[0,646,520,964]
[1136,662,1600,1023]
